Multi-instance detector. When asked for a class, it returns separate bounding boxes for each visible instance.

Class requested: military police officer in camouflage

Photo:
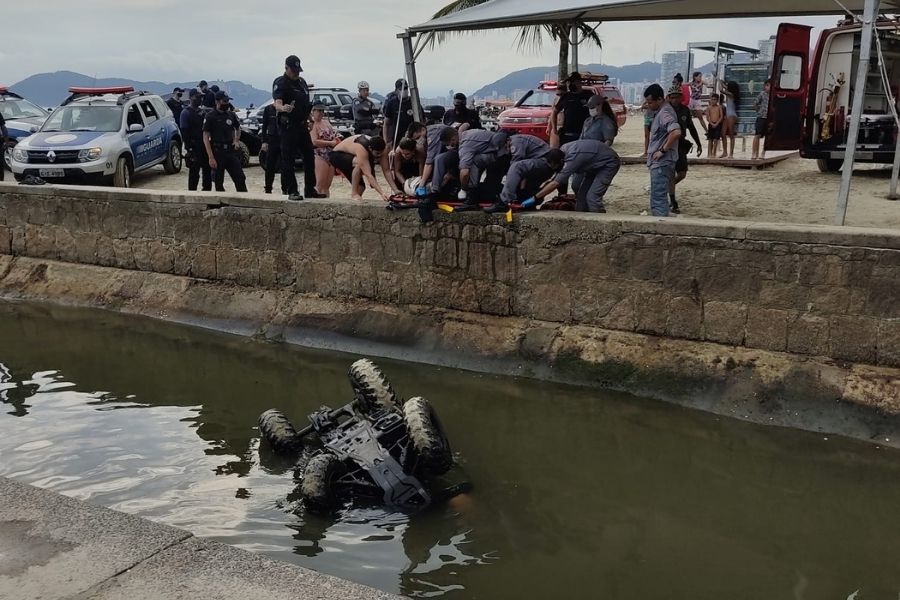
[352,81,379,137]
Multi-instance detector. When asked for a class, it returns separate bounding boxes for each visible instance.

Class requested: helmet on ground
[404,176,423,196]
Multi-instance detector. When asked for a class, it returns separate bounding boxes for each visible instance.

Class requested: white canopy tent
[402,0,900,225]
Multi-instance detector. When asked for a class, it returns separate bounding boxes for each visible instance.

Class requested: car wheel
[403,397,452,476]
[163,140,182,174]
[817,158,842,173]
[3,145,13,171]
[258,409,303,454]
[113,156,131,188]
[300,452,341,510]
[349,358,401,413]
[237,141,250,168]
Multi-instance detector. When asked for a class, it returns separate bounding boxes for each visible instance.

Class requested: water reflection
[3,301,900,599]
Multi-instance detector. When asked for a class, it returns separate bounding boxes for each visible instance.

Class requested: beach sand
[133,118,900,230]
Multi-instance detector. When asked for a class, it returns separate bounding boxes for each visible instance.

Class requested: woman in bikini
[310,104,340,197]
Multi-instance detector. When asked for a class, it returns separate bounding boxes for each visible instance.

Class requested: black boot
[483,202,508,214]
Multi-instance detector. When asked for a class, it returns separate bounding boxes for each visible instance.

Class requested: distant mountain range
[9,71,273,108]
[471,60,721,98]
[472,62,664,97]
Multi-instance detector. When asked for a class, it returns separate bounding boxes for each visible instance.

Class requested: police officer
[456,129,508,202]
[260,102,283,194]
[273,54,322,201]
[484,149,564,213]
[198,80,215,109]
[443,93,482,132]
[179,89,211,191]
[203,91,248,192]
[382,79,414,148]
[352,81,379,136]
[528,139,620,213]
[508,134,550,162]
[166,88,184,124]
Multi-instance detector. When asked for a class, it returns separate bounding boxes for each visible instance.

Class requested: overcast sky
[1,1,837,96]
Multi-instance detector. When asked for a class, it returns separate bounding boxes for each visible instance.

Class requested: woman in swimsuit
[721,80,741,158]
[310,104,340,197]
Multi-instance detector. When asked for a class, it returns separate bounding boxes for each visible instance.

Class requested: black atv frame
[259,359,459,512]
[302,402,432,509]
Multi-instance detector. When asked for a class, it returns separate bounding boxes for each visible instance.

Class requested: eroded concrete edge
[1,254,899,448]
[0,477,400,600]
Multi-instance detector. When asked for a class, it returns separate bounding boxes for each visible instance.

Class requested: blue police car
[0,87,50,172]
[10,86,182,187]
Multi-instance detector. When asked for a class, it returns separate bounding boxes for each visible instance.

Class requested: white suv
[11,86,182,187]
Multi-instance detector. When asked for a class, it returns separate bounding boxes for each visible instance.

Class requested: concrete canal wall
[0,476,400,600]
[1,183,898,434]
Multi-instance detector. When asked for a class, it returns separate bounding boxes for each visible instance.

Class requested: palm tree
[429,0,602,83]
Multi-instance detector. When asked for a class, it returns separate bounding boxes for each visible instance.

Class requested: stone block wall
[1,184,898,367]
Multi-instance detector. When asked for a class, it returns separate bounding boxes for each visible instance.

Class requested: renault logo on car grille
[47,151,56,163]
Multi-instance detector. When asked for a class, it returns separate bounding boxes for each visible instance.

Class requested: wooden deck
[620,150,798,169]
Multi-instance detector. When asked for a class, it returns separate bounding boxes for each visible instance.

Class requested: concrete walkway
[0,477,401,600]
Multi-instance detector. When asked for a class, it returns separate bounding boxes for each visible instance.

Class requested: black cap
[285,55,303,71]
[199,80,208,87]
[215,90,231,102]
[210,85,220,93]
[395,78,408,90]
[453,92,466,101]
[188,88,200,98]
[173,87,183,93]
[567,72,582,81]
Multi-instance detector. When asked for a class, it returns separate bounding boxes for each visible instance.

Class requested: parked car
[10,86,181,187]
[0,88,50,171]
[498,73,627,142]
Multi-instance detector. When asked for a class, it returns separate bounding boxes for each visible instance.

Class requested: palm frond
[426,0,602,55]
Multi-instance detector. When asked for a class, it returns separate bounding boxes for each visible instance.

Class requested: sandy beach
[132,118,900,230]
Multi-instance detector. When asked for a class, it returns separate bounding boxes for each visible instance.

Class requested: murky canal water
[2,301,900,599]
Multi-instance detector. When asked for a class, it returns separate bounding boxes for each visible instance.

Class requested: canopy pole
[399,31,425,123]
[890,122,900,199]
[836,0,880,225]
[570,24,579,74]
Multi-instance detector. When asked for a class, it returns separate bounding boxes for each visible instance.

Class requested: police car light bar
[67,86,135,95]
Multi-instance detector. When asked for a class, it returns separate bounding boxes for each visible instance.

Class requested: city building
[758,36,776,63]
[660,51,689,86]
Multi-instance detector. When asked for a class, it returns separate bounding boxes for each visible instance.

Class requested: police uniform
[273,56,317,198]
[203,99,247,192]
[383,87,414,147]
[458,130,509,199]
[166,91,184,125]
[426,124,459,192]
[179,100,211,191]
[260,103,283,194]
[500,157,555,206]
[352,87,379,136]
[509,134,550,162]
[556,139,620,213]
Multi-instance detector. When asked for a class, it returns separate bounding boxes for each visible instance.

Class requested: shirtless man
[329,135,399,200]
